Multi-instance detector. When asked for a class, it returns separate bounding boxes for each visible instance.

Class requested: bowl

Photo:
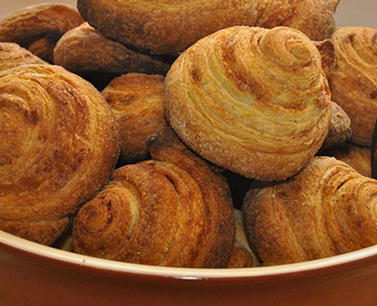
[1,231,377,305]
[1,1,377,305]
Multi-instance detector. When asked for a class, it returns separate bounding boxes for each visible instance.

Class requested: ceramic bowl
[1,230,377,306]
[1,1,377,305]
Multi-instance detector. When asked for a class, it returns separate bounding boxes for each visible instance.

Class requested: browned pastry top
[243,157,377,265]
[165,26,331,180]
[77,0,339,54]
[0,3,83,62]
[102,73,167,163]
[0,42,46,72]
[54,23,170,76]
[322,27,377,147]
[0,64,120,245]
[73,128,234,268]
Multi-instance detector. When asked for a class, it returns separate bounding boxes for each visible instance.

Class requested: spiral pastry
[53,23,171,77]
[321,27,377,147]
[102,73,168,164]
[243,156,377,265]
[0,64,120,245]
[325,145,372,178]
[165,26,331,180]
[77,0,339,55]
[0,43,46,72]
[73,128,234,268]
[0,4,83,62]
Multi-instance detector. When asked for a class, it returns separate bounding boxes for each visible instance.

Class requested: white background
[0,0,376,30]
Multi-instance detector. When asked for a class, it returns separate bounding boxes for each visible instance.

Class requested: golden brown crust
[165,26,331,181]
[0,42,46,72]
[102,73,167,163]
[243,157,377,265]
[53,23,170,76]
[73,127,234,268]
[322,27,377,147]
[321,102,352,150]
[77,0,338,55]
[0,64,120,245]
[227,210,259,268]
[0,3,83,62]
[325,145,372,177]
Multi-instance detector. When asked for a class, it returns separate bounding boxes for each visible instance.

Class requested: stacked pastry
[1,0,377,268]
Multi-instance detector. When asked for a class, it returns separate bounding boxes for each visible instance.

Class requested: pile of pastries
[0,0,376,268]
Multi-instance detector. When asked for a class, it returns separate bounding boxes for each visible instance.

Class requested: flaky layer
[73,128,234,268]
[0,64,120,244]
[243,157,377,265]
[0,42,46,72]
[77,0,339,54]
[322,27,377,147]
[165,26,331,180]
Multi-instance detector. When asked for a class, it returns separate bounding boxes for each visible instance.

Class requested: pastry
[165,26,331,181]
[0,64,120,245]
[53,23,171,77]
[102,73,167,164]
[372,120,377,178]
[73,127,234,268]
[0,42,46,72]
[325,145,371,177]
[0,3,83,62]
[318,27,377,147]
[227,210,259,268]
[321,102,352,150]
[243,157,377,265]
[77,0,339,55]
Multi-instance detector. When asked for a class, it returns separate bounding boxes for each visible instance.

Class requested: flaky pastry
[243,157,377,265]
[319,27,377,147]
[73,128,234,268]
[165,26,331,180]
[54,23,170,77]
[77,0,340,54]
[0,4,83,62]
[0,64,120,245]
[102,73,167,164]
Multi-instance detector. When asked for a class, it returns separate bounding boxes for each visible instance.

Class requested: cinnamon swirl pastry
[165,26,331,181]
[0,43,46,72]
[73,128,234,268]
[243,157,377,265]
[0,64,120,245]
[0,4,83,62]
[77,0,339,54]
[53,23,171,77]
[102,73,167,164]
[319,27,377,147]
